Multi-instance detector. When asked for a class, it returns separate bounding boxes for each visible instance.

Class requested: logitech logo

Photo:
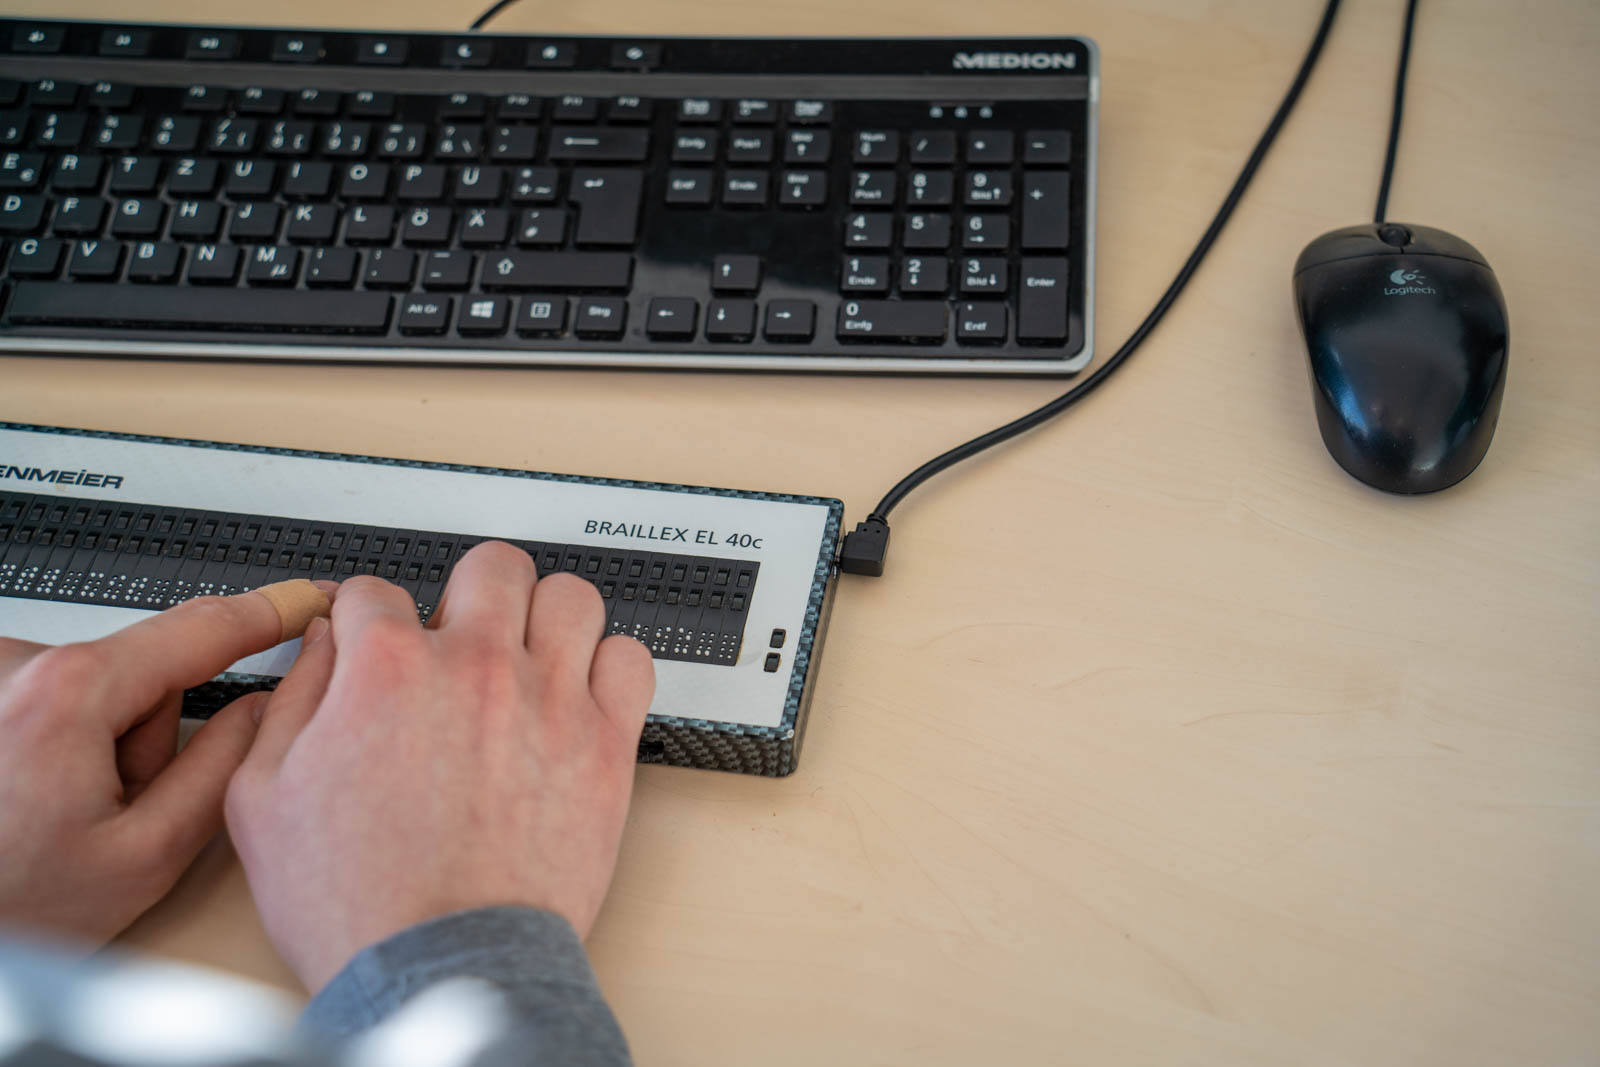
[953,51,1077,71]
[1383,268,1436,296]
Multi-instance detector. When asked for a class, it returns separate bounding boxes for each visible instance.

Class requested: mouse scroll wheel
[1378,224,1410,247]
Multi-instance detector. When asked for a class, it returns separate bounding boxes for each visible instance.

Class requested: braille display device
[0,423,841,776]
[0,20,1096,374]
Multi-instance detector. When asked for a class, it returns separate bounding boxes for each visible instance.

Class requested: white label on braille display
[0,428,834,730]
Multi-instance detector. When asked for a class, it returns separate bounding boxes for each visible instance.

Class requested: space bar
[4,283,393,334]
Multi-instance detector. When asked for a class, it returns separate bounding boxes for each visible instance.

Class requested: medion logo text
[1,464,124,488]
[953,51,1077,71]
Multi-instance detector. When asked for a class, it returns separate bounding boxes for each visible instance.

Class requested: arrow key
[764,300,815,342]
[647,297,698,340]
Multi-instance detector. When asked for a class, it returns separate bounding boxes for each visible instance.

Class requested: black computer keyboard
[0,20,1097,374]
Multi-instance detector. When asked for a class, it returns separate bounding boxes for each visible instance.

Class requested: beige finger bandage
[250,579,333,642]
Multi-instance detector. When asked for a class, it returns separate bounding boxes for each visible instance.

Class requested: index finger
[81,583,327,731]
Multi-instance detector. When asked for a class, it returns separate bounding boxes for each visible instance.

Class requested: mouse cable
[1373,0,1420,224]
[838,0,1346,576]
[468,0,522,31]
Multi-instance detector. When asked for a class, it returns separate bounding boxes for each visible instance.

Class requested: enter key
[1017,258,1069,344]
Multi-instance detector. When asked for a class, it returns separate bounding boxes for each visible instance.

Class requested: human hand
[225,541,656,993]
[0,591,315,946]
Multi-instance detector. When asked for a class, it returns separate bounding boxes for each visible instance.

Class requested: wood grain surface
[2,1,1596,1063]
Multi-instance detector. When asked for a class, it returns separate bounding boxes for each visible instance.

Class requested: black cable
[1374,0,1419,223]
[469,0,522,31]
[839,0,1346,574]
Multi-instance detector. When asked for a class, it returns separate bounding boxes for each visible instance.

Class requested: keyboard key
[170,200,222,239]
[1022,173,1071,249]
[346,204,395,243]
[787,100,832,124]
[71,245,153,298]
[850,171,895,206]
[837,299,946,342]
[516,208,567,246]
[904,213,950,249]
[306,247,359,286]
[733,99,776,124]
[610,43,660,70]
[460,207,510,246]
[13,26,65,54]
[965,171,1012,206]
[706,299,756,341]
[53,197,105,235]
[237,87,285,115]
[183,85,228,113]
[246,245,300,286]
[647,297,698,339]
[779,170,826,208]
[960,256,1007,294]
[517,296,567,335]
[841,255,889,293]
[228,201,281,242]
[421,250,472,290]
[1023,130,1071,165]
[902,256,948,295]
[552,95,598,122]
[853,130,898,164]
[722,171,768,207]
[363,247,416,288]
[678,98,721,123]
[909,130,956,164]
[907,171,952,206]
[784,129,830,163]
[33,80,80,108]
[956,301,1007,343]
[187,243,239,283]
[549,128,649,162]
[6,283,393,333]
[442,38,494,68]
[526,42,576,68]
[185,31,240,60]
[399,296,451,334]
[764,300,815,341]
[962,214,1008,249]
[965,130,1013,164]
[51,153,102,192]
[575,297,626,337]
[110,198,165,238]
[569,170,642,245]
[666,170,713,206]
[0,153,43,190]
[489,126,538,161]
[511,167,558,202]
[357,37,408,66]
[458,295,510,335]
[479,251,633,291]
[284,161,334,199]
[271,34,323,63]
[127,242,182,282]
[844,213,892,249]
[672,131,717,163]
[607,96,653,122]
[1017,258,1068,343]
[402,206,453,246]
[711,255,760,293]
[397,164,446,201]
[727,132,773,163]
[8,235,63,275]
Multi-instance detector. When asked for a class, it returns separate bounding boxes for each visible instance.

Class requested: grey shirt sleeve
[302,906,632,1067]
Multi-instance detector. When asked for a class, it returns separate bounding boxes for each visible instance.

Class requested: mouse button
[1293,225,1393,274]
[1392,224,1489,267]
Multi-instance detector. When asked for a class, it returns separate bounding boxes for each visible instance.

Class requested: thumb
[120,693,263,885]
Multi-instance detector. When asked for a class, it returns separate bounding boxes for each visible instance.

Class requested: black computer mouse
[1291,222,1508,493]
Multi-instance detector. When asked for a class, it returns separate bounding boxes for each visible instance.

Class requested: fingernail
[303,616,330,645]
[250,694,267,725]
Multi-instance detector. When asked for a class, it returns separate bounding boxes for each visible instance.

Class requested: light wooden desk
[3,1,1596,1063]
